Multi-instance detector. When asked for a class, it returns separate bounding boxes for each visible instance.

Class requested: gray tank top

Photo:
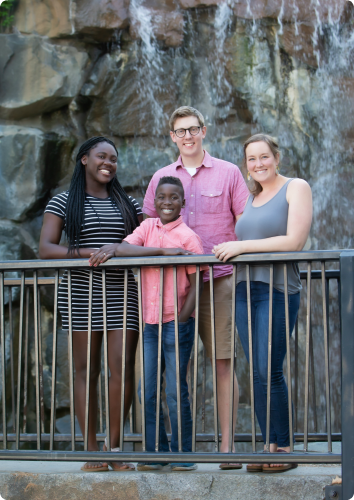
[235,179,301,294]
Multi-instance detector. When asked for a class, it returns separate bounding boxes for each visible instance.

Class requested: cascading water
[129,0,169,136]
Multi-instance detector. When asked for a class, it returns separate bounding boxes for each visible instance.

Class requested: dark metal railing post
[67,270,75,451]
[340,251,354,499]
[15,272,25,449]
[8,287,15,433]
[0,272,6,448]
[209,266,219,452]
[304,262,311,451]
[119,269,128,450]
[102,269,110,450]
[173,266,183,452]
[192,265,200,452]
[246,265,256,452]
[49,271,59,451]
[155,267,164,452]
[33,271,41,449]
[84,270,93,451]
[265,265,273,452]
[228,265,237,453]
[137,268,146,451]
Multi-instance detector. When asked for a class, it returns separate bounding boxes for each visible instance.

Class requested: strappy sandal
[262,449,298,473]
[219,463,243,470]
[80,461,109,472]
[104,438,135,471]
[246,463,263,472]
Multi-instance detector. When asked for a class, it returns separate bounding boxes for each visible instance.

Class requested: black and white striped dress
[45,191,142,332]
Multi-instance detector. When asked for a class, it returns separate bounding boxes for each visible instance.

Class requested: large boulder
[14,0,73,38]
[82,48,178,137]
[0,125,75,222]
[74,0,130,42]
[129,1,184,47]
[232,0,347,23]
[0,34,88,119]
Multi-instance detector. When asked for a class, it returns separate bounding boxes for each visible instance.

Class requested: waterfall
[129,0,168,136]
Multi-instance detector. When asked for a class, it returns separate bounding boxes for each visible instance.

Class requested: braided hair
[66,136,140,256]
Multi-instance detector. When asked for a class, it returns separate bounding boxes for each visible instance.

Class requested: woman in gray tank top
[213,134,312,473]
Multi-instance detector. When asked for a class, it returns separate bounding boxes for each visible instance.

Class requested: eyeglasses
[173,126,201,138]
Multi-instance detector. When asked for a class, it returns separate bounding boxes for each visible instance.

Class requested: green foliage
[0,0,16,30]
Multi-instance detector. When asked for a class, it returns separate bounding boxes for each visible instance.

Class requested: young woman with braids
[39,137,143,472]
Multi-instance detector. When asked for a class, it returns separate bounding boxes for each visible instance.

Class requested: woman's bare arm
[213,179,312,262]
[39,213,95,259]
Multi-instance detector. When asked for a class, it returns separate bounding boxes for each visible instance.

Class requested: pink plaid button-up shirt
[124,216,207,324]
[143,151,249,281]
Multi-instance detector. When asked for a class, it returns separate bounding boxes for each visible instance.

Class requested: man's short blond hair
[169,106,205,131]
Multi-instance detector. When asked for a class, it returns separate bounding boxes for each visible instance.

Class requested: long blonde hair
[243,134,280,196]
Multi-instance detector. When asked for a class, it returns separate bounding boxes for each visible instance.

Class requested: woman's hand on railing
[89,244,119,266]
[213,241,244,262]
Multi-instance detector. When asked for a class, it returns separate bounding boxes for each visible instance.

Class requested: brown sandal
[81,461,109,472]
[103,438,135,472]
[219,463,243,470]
[246,464,263,472]
[262,449,298,473]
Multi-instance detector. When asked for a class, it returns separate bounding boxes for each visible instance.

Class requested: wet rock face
[0,35,89,120]
[0,0,353,255]
[74,0,130,42]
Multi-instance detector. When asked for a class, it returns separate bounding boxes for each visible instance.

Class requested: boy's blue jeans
[236,281,300,448]
[143,318,194,453]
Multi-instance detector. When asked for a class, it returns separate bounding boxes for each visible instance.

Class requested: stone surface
[83,47,178,137]
[14,0,73,38]
[0,34,88,119]
[232,0,348,22]
[0,125,75,222]
[74,0,130,42]
[0,462,341,500]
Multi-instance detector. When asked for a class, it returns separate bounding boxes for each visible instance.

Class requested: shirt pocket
[200,190,223,214]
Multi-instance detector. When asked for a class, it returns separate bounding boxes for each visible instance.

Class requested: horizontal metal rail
[0,432,342,443]
[0,249,343,271]
[0,450,341,464]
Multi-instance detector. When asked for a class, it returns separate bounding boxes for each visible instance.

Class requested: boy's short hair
[169,106,205,131]
[156,176,185,198]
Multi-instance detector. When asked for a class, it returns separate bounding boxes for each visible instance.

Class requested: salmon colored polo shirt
[142,151,249,281]
[124,217,207,324]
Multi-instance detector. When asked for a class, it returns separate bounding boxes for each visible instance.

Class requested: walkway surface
[0,460,341,500]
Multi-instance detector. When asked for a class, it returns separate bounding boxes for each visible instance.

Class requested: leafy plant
[0,0,16,31]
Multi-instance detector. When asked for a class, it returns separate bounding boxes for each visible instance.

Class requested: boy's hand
[89,244,119,266]
[161,248,195,256]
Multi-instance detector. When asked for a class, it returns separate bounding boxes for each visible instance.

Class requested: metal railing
[0,250,352,495]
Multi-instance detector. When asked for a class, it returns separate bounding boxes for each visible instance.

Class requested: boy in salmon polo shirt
[115,176,207,472]
[143,106,249,467]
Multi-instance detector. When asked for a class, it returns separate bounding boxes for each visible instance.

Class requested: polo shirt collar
[156,215,183,231]
[173,150,213,170]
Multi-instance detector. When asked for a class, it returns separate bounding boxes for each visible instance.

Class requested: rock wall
[0,0,352,441]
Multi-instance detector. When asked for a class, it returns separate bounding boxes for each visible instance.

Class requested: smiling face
[154,183,185,225]
[81,142,118,186]
[246,141,280,185]
[170,115,206,160]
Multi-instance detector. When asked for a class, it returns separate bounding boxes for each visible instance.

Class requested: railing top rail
[0,250,343,271]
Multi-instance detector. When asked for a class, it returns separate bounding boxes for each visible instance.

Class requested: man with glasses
[142,106,249,466]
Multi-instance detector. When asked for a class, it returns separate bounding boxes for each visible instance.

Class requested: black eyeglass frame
[172,126,202,138]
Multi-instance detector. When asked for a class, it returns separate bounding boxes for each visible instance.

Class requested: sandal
[104,438,135,472]
[246,464,263,472]
[262,449,298,473]
[219,463,243,470]
[80,461,109,472]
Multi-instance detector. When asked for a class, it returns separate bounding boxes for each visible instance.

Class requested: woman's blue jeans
[236,281,300,447]
[143,318,194,453]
